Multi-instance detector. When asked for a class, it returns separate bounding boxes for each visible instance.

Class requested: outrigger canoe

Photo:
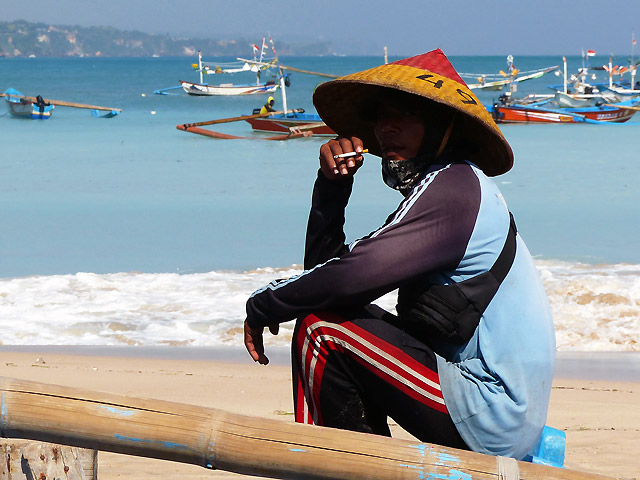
[179,79,278,96]
[488,97,640,124]
[245,110,335,135]
[2,88,122,119]
[3,88,54,119]
[156,41,281,96]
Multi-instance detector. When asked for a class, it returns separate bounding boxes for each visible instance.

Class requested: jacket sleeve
[245,163,481,328]
[304,170,353,269]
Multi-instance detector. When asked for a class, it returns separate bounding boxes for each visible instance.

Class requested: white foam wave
[1,260,638,351]
[537,260,640,351]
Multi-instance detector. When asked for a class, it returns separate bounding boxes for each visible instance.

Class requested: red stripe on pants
[294,312,448,426]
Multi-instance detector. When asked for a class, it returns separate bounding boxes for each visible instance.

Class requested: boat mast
[198,51,204,85]
[580,49,587,91]
[609,56,613,89]
[506,55,516,97]
[632,31,637,89]
[563,56,567,93]
[269,35,287,113]
[279,66,288,114]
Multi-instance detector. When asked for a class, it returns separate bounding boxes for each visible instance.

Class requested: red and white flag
[586,49,596,57]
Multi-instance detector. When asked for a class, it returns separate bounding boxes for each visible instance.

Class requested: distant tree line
[0,20,335,57]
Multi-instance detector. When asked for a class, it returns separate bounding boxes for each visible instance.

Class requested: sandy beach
[0,348,637,480]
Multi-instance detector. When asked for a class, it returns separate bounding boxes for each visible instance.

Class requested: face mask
[381,155,431,195]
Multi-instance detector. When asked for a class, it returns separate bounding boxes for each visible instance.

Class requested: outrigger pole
[237,58,340,79]
[176,108,315,141]
[177,108,304,129]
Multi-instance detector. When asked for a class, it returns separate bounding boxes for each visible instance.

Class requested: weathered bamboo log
[0,376,619,480]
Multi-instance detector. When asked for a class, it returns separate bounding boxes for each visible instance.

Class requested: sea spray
[1,261,638,350]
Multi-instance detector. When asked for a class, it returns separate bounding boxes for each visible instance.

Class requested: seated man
[260,96,276,114]
[243,49,555,460]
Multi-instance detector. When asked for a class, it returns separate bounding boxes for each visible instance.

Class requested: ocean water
[1,55,639,351]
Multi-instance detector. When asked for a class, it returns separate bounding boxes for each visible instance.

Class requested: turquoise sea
[1,55,639,350]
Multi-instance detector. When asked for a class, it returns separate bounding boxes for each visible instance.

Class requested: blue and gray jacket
[246,157,556,459]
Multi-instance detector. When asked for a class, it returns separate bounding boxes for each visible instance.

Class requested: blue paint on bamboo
[113,434,191,451]
[426,470,472,480]
[435,452,462,465]
[289,448,306,452]
[100,405,135,416]
[206,440,215,469]
[398,465,471,480]
[0,393,5,434]
[404,444,469,480]
[407,444,463,464]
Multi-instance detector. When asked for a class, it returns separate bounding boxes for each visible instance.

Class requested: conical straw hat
[313,49,513,176]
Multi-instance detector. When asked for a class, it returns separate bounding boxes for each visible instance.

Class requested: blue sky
[2,0,639,56]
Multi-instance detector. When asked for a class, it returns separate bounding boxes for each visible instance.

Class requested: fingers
[319,137,366,180]
[244,320,269,365]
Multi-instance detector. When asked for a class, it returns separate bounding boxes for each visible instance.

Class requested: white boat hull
[6,99,54,119]
[180,80,278,96]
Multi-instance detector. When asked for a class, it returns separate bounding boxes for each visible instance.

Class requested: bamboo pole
[178,108,304,129]
[0,376,620,480]
[279,65,339,79]
[0,93,121,112]
[604,103,640,111]
[176,125,312,141]
[237,58,339,79]
[288,121,327,132]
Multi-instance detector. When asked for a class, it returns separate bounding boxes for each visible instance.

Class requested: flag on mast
[269,35,277,56]
[586,49,596,57]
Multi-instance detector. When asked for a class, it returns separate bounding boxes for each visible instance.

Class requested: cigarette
[333,149,369,159]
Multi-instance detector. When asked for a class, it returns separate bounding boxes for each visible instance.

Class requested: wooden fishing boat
[246,110,335,135]
[243,67,335,136]
[2,88,121,119]
[156,41,281,96]
[3,88,54,119]
[176,65,335,139]
[176,44,342,139]
[179,79,278,96]
[488,97,640,124]
[176,108,319,140]
[461,55,559,91]
[486,54,640,124]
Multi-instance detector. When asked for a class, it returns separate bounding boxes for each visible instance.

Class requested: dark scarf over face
[381,153,434,195]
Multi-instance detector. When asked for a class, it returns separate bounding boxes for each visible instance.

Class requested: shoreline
[1,345,639,381]
[0,347,638,479]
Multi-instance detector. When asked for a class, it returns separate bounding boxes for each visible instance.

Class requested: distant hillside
[0,20,335,57]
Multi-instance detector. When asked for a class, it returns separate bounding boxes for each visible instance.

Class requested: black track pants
[291,305,468,449]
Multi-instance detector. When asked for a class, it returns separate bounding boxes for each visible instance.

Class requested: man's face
[373,103,425,162]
